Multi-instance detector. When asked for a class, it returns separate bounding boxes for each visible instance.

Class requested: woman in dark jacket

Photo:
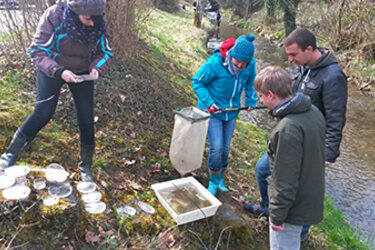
[0,0,113,182]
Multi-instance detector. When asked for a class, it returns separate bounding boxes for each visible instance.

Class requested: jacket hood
[310,47,338,70]
[272,93,311,118]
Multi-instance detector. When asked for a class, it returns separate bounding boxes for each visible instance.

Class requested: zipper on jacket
[228,77,238,120]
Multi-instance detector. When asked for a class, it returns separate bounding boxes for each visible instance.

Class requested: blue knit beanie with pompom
[230,34,255,63]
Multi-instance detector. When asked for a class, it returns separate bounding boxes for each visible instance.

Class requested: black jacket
[291,48,347,163]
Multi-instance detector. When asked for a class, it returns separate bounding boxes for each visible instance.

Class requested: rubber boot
[0,130,29,169]
[218,169,229,192]
[78,144,95,182]
[207,170,221,196]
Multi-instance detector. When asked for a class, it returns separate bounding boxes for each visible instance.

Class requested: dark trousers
[19,70,95,146]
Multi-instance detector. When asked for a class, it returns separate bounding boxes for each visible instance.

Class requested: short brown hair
[284,28,317,51]
[254,66,292,99]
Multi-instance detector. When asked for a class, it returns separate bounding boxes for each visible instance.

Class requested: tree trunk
[282,0,298,36]
[266,0,276,17]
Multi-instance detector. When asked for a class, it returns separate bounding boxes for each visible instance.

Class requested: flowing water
[216,20,375,246]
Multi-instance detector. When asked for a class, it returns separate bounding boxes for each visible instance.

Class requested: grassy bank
[0,4,370,249]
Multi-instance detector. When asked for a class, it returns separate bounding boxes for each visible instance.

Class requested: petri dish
[43,196,59,206]
[48,182,73,198]
[46,163,69,182]
[85,201,106,214]
[33,178,46,190]
[4,165,30,177]
[81,191,102,203]
[117,205,137,217]
[2,185,30,200]
[77,181,97,193]
[0,175,15,189]
[137,201,155,214]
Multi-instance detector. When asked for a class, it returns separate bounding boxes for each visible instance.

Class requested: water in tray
[159,183,211,214]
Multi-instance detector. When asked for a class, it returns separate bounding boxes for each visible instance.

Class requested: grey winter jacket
[268,94,325,226]
[291,48,347,163]
[30,0,112,77]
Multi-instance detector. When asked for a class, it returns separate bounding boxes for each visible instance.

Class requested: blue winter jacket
[192,50,257,121]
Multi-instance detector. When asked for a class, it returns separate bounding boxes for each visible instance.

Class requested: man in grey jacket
[245,28,347,239]
[254,66,325,250]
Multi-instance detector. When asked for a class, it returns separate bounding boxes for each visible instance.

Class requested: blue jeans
[255,152,270,215]
[19,70,95,146]
[256,151,310,237]
[207,117,237,172]
[270,223,303,250]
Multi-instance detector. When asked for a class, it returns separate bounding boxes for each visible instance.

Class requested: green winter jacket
[268,93,325,226]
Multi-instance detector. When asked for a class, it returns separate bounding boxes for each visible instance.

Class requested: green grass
[314,198,371,249]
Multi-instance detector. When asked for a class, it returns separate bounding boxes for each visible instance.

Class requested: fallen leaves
[85,230,100,244]
[147,163,161,176]
[119,158,136,168]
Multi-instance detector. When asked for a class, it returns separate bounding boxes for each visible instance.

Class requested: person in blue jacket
[192,34,258,196]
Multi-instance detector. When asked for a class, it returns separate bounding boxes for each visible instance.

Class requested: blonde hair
[254,66,292,98]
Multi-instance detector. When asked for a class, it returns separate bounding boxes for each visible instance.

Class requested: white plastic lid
[85,201,106,214]
[48,182,73,198]
[137,201,155,214]
[43,196,59,206]
[77,181,97,193]
[46,164,69,182]
[117,205,137,217]
[2,185,30,200]
[81,191,102,203]
[33,178,46,190]
[0,175,15,189]
[4,165,29,177]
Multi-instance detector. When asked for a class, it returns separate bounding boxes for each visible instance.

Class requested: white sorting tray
[151,176,222,225]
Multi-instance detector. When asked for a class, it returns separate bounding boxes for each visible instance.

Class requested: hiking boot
[243,202,269,217]
[0,130,29,169]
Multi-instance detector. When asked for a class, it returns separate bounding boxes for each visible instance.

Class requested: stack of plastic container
[76,181,106,214]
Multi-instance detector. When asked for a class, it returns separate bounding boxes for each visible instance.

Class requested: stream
[213,16,375,246]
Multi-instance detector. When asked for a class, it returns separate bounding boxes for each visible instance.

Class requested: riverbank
[0,5,371,249]
[225,1,375,98]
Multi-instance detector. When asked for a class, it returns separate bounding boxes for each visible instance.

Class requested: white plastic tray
[151,176,222,225]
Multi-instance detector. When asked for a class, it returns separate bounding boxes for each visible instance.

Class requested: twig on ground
[215,226,232,250]
[188,229,209,250]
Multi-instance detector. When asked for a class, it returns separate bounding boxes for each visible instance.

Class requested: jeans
[270,223,303,250]
[207,117,237,172]
[19,70,95,146]
[255,151,270,215]
[256,151,310,237]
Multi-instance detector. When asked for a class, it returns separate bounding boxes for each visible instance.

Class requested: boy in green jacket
[254,66,325,250]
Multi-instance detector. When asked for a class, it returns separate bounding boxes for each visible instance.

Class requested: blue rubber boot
[218,169,229,192]
[207,173,221,196]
